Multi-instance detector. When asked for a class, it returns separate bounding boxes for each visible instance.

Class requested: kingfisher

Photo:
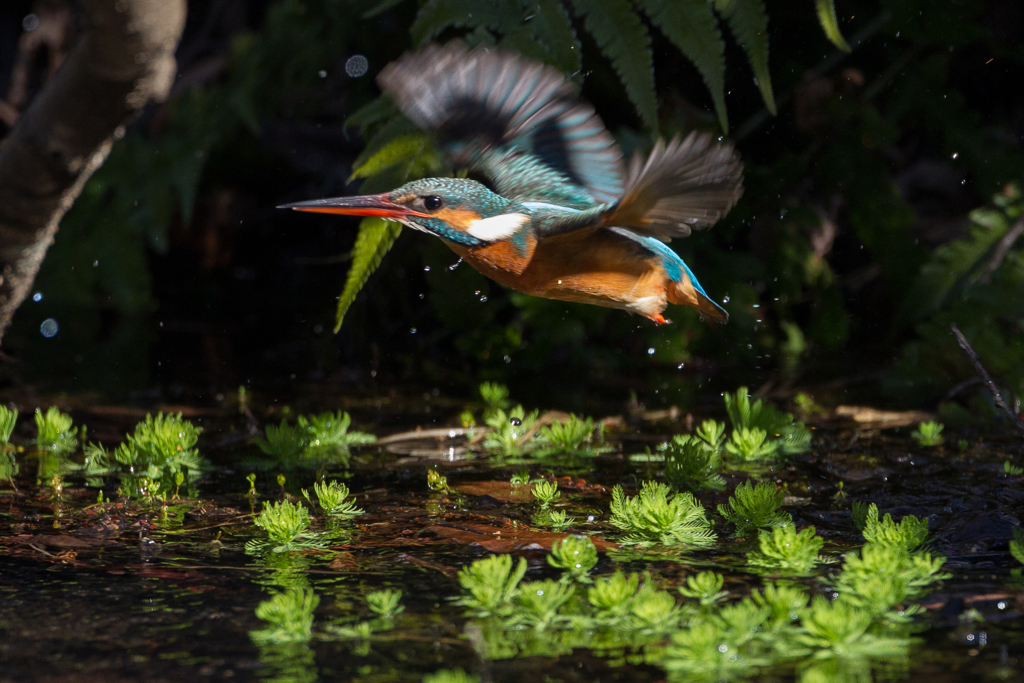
[282,43,743,324]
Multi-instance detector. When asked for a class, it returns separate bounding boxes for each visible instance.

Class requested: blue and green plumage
[283,43,743,324]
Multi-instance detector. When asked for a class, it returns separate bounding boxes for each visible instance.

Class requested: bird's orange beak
[277,193,428,220]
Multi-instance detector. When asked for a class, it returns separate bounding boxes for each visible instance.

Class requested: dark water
[1,403,1023,683]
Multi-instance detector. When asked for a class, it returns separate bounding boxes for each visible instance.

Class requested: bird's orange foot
[647,313,671,325]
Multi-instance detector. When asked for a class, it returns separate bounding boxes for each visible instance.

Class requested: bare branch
[950,323,1024,435]
[0,0,187,344]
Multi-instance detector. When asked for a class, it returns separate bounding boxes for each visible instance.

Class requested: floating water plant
[717,481,792,535]
[548,535,598,582]
[248,499,320,554]
[423,669,479,683]
[255,411,375,468]
[366,589,403,618]
[724,387,812,456]
[831,542,948,612]
[1004,461,1024,475]
[534,509,574,530]
[747,524,824,574]
[0,406,16,448]
[858,503,929,552]
[512,579,575,630]
[35,407,78,453]
[609,481,715,547]
[509,468,530,487]
[535,414,610,458]
[426,467,451,493]
[531,479,560,508]
[482,406,539,458]
[695,419,727,451]
[911,420,944,446]
[677,571,728,608]
[455,554,526,618]
[1011,527,1024,565]
[302,480,363,518]
[724,427,782,461]
[250,588,319,645]
[663,435,725,492]
[478,382,511,418]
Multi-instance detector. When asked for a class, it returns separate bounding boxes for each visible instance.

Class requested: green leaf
[814,0,850,51]
[350,134,431,181]
[411,0,524,47]
[344,96,398,134]
[523,0,582,75]
[362,0,409,19]
[637,0,728,132]
[714,0,776,114]
[570,0,658,130]
[334,218,403,332]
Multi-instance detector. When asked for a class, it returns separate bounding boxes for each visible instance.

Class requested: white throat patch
[465,213,529,242]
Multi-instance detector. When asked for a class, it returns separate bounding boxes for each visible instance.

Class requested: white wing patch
[466,213,529,242]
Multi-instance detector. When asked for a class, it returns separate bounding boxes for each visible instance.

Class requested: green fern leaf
[814,0,850,51]
[714,0,776,114]
[570,0,658,130]
[637,0,728,133]
[522,0,582,75]
[411,0,525,47]
[344,96,398,135]
[350,133,431,181]
[335,218,403,332]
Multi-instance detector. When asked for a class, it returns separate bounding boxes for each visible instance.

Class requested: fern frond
[637,0,728,133]
[714,0,776,114]
[814,0,850,51]
[334,218,403,332]
[570,0,658,130]
[411,0,525,47]
[523,0,582,75]
[350,133,431,181]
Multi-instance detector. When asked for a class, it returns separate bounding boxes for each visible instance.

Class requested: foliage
[1011,527,1024,566]
[911,421,945,447]
[723,388,812,457]
[747,524,824,575]
[114,413,206,493]
[478,382,511,418]
[858,504,930,552]
[302,480,363,518]
[1004,461,1024,476]
[248,500,321,554]
[366,589,404,618]
[456,554,528,618]
[509,468,530,487]
[427,468,452,493]
[724,427,781,461]
[535,415,610,458]
[548,535,598,582]
[609,481,715,547]
[832,542,948,609]
[513,579,576,630]
[695,419,727,451]
[0,406,17,446]
[531,480,560,508]
[250,588,319,646]
[663,434,725,492]
[677,571,728,609]
[255,412,375,469]
[482,406,540,458]
[423,670,479,683]
[534,509,575,530]
[35,407,78,454]
[717,481,791,535]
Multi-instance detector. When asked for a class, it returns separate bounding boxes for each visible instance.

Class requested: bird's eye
[423,195,444,211]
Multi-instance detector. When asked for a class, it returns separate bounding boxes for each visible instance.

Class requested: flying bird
[281,43,743,324]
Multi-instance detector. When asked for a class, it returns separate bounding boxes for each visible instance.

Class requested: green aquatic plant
[532,480,560,508]
[250,588,319,646]
[1004,461,1024,476]
[423,669,479,683]
[482,406,540,457]
[724,427,782,461]
[478,382,511,418]
[535,415,610,458]
[832,542,948,609]
[426,468,451,493]
[366,589,403,618]
[695,419,727,451]
[302,480,363,518]
[534,509,575,530]
[781,596,910,665]
[859,504,929,552]
[911,420,944,447]
[249,500,320,554]
[0,406,17,447]
[35,407,79,453]
[677,571,728,608]
[913,421,942,448]
[255,411,374,467]
[663,434,725,492]
[663,600,772,682]
[609,481,715,547]
[717,481,792,535]
[851,500,871,531]
[587,571,640,619]
[751,582,809,631]
[509,468,530,487]
[1011,527,1024,565]
[455,554,527,618]
[120,412,205,489]
[723,387,812,456]
[513,579,575,630]
[548,535,598,582]
[748,524,824,574]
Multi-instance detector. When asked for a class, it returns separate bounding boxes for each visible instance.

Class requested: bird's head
[280,177,529,247]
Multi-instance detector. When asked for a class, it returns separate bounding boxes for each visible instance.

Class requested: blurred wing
[600,133,743,240]
[378,43,624,207]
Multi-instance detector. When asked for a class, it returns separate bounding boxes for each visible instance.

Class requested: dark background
[0,0,1021,423]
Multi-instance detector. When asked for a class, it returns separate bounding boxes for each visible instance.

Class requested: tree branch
[0,0,187,344]
[950,323,1024,435]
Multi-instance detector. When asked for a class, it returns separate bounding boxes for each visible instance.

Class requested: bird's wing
[378,43,624,208]
[599,133,743,240]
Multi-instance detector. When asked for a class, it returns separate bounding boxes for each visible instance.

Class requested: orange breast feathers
[449,229,670,309]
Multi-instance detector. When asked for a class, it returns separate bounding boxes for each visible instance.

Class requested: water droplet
[410,328,417,334]
[32,292,42,302]
[448,258,462,271]
[677,363,685,369]
[344,55,368,77]
[723,295,731,303]
[318,69,327,78]
[718,644,728,653]
[951,152,959,159]
[587,515,595,522]
[40,318,58,338]
[479,296,487,302]
[22,13,39,31]
[503,355,511,363]
[647,347,655,355]
[93,260,99,267]
[510,417,522,427]
[423,265,431,272]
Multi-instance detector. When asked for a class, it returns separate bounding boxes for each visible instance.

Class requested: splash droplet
[40,318,58,338]
[32,292,42,302]
[345,55,368,77]
[509,417,522,427]
[647,347,655,355]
